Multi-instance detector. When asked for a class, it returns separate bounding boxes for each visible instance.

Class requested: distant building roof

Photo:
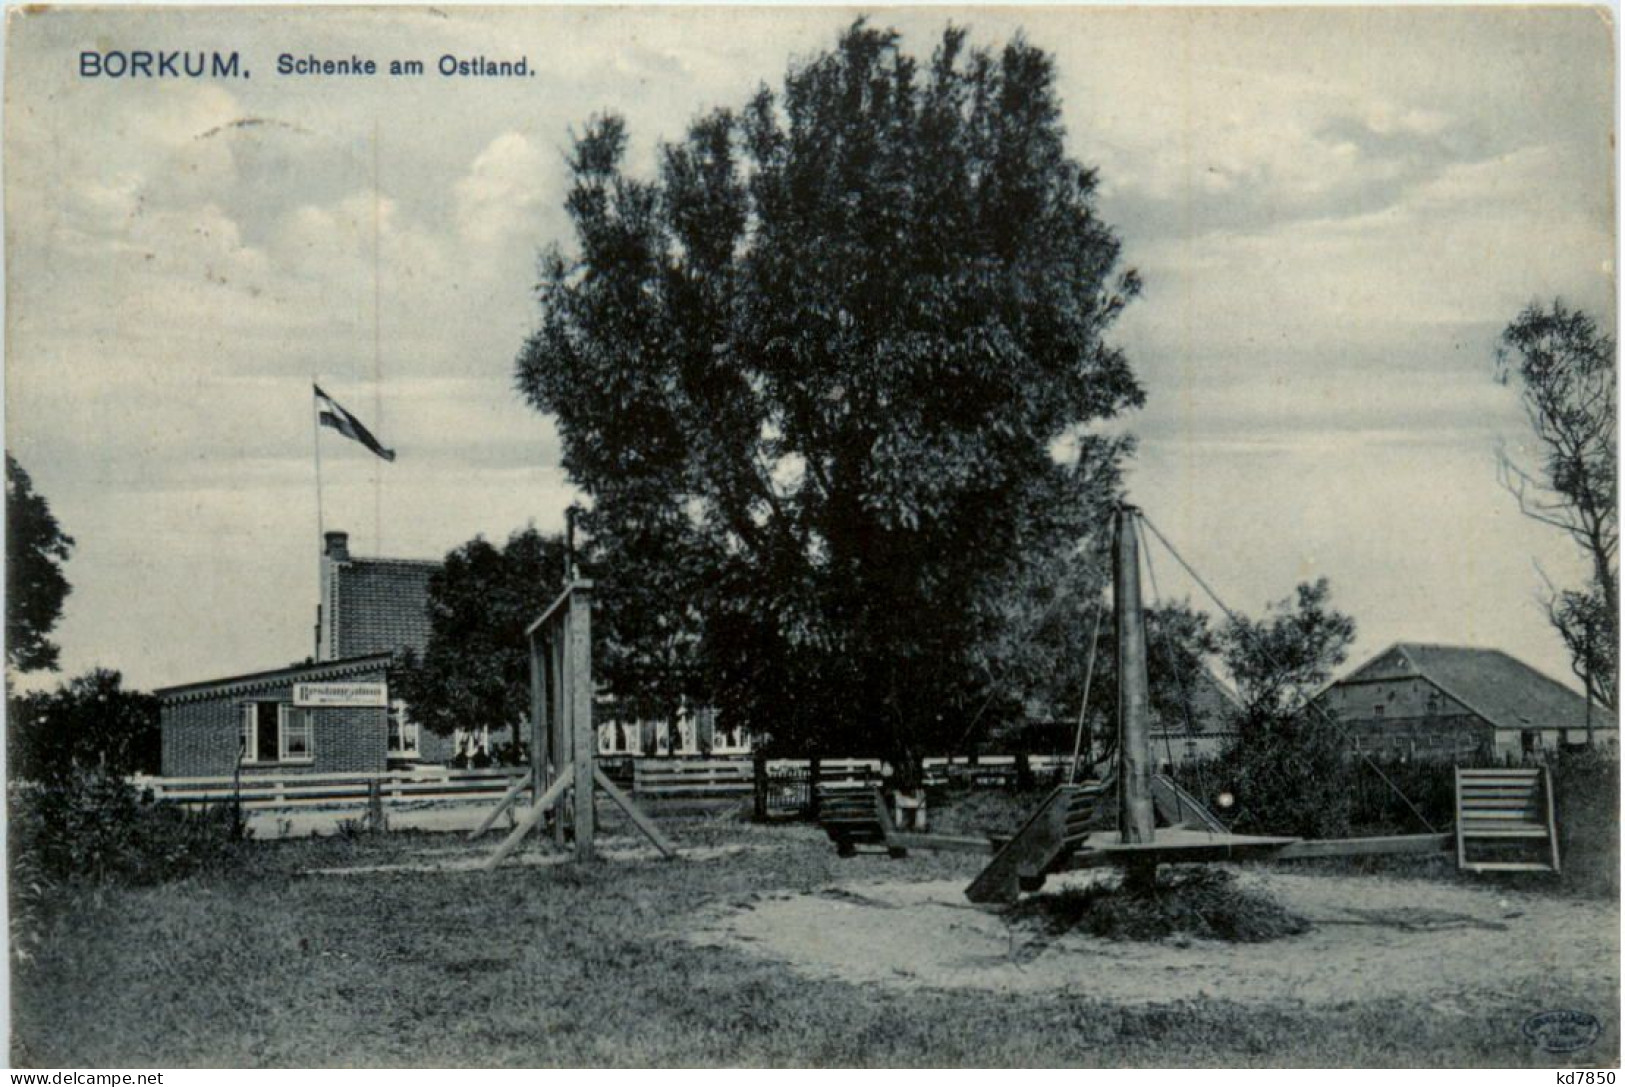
[1331,642,1614,733]
[330,557,436,659]
[155,653,393,703]
[1150,665,1242,736]
[1020,664,1242,736]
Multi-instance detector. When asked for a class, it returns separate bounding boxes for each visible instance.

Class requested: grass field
[11,807,1618,1068]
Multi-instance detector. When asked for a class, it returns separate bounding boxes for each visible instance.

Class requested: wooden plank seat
[818,784,906,858]
[964,782,1109,904]
[1455,766,1560,874]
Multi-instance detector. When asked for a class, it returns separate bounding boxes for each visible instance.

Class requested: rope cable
[1137,515,1195,832]
[1137,512,1438,834]
[1067,598,1106,785]
[948,544,1105,757]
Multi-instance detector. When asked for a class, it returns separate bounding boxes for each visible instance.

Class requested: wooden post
[753,748,769,823]
[552,623,568,847]
[1114,506,1156,880]
[367,779,384,832]
[808,754,822,821]
[569,582,595,861]
[529,631,547,804]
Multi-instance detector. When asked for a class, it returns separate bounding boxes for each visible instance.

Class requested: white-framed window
[388,700,420,757]
[240,702,314,764]
[598,720,641,755]
[453,726,492,758]
[282,708,313,761]
[711,717,752,755]
[675,713,698,755]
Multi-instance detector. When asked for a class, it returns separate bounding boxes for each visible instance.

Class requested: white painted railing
[130,766,527,810]
[132,753,1085,811]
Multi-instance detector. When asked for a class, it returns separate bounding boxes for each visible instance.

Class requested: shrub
[8,669,159,785]
[1550,746,1618,897]
[1011,868,1311,943]
[10,769,246,958]
[1218,715,1353,839]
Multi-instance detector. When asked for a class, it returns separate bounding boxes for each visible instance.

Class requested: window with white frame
[282,707,313,761]
[241,702,314,764]
[710,711,751,755]
[388,700,420,757]
[599,720,640,755]
[453,726,492,758]
[675,713,698,755]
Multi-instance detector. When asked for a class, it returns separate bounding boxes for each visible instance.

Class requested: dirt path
[689,868,1618,1007]
[305,840,763,875]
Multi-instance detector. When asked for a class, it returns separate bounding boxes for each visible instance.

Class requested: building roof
[331,557,436,658]
[155,653,393,704]
[1150,664,1243,736]
[1334,642,1614,733]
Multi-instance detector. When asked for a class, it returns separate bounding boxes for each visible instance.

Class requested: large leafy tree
[8,669,158,784]
[974,542,1221,766]
[1496,301,1617,710]
[393,528,571,743]
[1218,578,1357,838]
[517,22,1143,777]
[6,454,75,675]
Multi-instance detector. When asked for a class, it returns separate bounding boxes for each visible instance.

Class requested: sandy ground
[689,868,1619,1006]
[305,839,764,875]
[244,803,500,839]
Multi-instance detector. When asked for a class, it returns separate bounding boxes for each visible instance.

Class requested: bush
[1550,746,1618,897]
[1011,868,1311,943]
[8,669,160,785]
[10,769,246,958]
[1217,715,1353,839]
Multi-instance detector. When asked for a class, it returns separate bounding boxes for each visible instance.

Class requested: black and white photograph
[3,4,1617,1069]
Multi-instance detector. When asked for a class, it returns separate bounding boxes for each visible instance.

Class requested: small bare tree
[1497,300,1617,714]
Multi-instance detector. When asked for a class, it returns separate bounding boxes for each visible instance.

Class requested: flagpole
[312,376,326,544]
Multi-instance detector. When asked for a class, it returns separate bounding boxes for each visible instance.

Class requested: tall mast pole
[1114,505,1156,870]
[312,376,327,660]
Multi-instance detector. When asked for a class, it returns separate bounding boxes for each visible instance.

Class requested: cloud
[3,6,1611,690]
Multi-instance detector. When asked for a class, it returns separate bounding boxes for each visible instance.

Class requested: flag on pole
[314,384,396,462]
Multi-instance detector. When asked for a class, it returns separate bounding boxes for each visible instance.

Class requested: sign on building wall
[293,681,388,707]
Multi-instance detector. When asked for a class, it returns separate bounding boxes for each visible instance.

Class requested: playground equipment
[823,504,1561,901]
[1455,765,1561,873]
[475,579,677,869]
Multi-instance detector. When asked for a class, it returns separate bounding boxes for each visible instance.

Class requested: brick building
[1315,643,1616,763]
[157,529,739,776]
[157,530,504,776]
[158,655,394,776]
[1149,665,1242,767]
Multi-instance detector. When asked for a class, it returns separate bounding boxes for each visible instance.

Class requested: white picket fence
[131,753,1079,812]
[130,766,527,811]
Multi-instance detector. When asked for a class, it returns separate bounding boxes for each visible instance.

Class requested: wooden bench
[1455,766,1560,874]
[818,783,906,858]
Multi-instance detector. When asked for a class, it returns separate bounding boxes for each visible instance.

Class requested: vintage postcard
[4,4,1617,1071]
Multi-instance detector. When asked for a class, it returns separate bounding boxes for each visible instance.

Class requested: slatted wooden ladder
[818,782,907,858]
[1454,766,1560,874]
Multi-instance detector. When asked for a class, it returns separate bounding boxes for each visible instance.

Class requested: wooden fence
[131,753,1086,815]
[130,766,527,810]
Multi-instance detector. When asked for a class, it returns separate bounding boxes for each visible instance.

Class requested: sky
[3,5,1616,694]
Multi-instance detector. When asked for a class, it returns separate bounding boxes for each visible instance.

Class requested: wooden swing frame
[476,579,677,869]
